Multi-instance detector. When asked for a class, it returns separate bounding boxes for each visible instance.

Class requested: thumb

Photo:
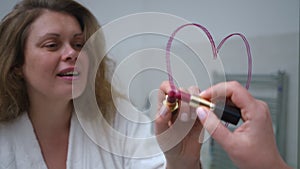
[196,107,233,148]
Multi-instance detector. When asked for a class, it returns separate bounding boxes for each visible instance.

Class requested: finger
[156,82,179,134]
[196,106,233,149]
[158,80,178,116]
[200,81,255,109]
[174,87,190,122]
[155,103,173,135]
[159,81,172,94]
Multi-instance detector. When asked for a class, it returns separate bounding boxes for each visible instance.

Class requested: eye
[74,43,83,49]
[45,43,58,48]
[73,41,84,50]
[43,41,60,51]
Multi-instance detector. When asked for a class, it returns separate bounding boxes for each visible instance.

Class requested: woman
[0,0,165,168]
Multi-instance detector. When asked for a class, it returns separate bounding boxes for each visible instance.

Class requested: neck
[27,97,72,169]
[28,97,73,137]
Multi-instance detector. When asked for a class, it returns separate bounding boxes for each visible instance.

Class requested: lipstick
[165,90,241,125]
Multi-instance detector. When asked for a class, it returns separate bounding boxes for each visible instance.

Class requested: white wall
[1,0,299,167]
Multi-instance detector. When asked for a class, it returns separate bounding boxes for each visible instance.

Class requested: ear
[13,66,24,78]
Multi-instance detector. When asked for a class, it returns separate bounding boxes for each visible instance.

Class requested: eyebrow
[73,33,84,41]
[36,32,84,44]
[73,33,84,38]
[36,33,60,44]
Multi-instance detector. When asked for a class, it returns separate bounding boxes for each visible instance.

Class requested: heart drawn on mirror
[166,23,252,92]
[164,23,253,126]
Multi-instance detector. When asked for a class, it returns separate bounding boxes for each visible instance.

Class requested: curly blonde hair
[0,0,116,122]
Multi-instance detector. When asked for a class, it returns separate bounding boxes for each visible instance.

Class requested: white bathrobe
[0,112,166,169]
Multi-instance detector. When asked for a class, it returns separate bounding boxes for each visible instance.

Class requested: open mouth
[57,71,80,77]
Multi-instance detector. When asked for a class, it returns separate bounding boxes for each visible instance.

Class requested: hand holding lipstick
[155,81,291,169]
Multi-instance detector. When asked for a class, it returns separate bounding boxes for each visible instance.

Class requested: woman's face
[22,10,89,102]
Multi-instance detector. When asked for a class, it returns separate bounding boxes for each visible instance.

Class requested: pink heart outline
[166,23,252,91]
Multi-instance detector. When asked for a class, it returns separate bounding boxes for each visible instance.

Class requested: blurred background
[1,0,299,168]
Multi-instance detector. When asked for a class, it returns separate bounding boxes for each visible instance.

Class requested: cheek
[22,54,41,81]
[22,51,58,86]
[22,61,52,91]
[23,56,53,75]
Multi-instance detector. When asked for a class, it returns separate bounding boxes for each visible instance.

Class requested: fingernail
[197,107,207,120]
[180,112,189,122]
[159,105,169,117]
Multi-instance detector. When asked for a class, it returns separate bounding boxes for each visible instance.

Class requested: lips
[57,67,80,79]
[57,71,79,77]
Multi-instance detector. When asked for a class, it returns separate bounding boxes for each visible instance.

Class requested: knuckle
[255,100,271,119]
[257,100,269,112]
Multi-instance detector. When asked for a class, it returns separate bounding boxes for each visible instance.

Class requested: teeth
[59,71,79,76]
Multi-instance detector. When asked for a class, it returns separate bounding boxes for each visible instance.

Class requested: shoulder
[0,113,28,137]
[0,117,19,142]
[0,113,28,168]
[0,120,17,168]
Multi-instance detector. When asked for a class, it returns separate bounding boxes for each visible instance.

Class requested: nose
[62,44,78,62]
